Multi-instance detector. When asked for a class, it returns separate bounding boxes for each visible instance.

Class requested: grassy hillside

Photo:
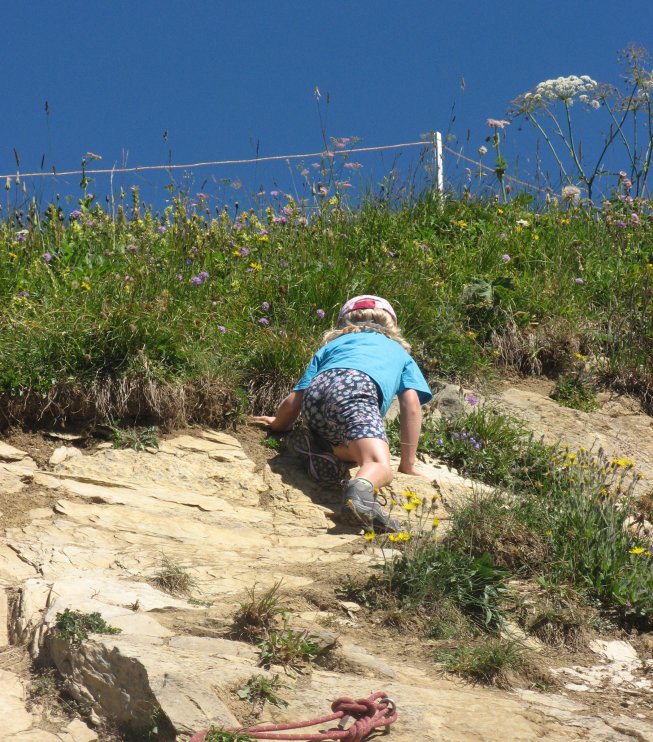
[1,186,651,427]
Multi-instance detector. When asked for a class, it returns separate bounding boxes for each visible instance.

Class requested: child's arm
[250,390,304,433]
[397,389,425,477]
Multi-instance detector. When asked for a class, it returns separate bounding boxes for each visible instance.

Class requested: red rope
[189,691,397,741]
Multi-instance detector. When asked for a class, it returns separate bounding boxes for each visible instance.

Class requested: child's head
[337,295,397,328]
[322,295,411,351]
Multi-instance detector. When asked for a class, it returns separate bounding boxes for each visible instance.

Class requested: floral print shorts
[301,368,388,447]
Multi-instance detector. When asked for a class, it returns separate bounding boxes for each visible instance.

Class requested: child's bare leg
[332,438,393,489]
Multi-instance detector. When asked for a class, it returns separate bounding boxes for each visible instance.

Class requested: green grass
[1,190,652,429]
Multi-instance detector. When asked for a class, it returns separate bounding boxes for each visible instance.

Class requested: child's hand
[249,416,277,427]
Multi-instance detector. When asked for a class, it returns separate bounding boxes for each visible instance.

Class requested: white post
[433,131,444,194]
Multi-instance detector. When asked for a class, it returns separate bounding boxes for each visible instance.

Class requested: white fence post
[433,131,444,194]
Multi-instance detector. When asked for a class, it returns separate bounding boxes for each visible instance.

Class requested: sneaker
[342,478,400,532]
[285,427,350,486]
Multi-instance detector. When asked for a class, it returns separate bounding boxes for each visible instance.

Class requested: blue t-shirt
[293,331,432,416]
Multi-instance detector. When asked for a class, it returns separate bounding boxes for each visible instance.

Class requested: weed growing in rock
[204,731,254,742]
[262,436,281,450]
[434,640,527,688]
[236,674,288,711]
[54,608,121,644]
[110,425,159,451]
[550,369,598,412]
[257,624,323,673]
[151,556,197,596]
[231,581,286,641]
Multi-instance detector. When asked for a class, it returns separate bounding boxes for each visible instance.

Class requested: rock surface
[0,399,652,740]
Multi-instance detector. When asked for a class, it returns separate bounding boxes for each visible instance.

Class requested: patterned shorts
[301,369,388,447]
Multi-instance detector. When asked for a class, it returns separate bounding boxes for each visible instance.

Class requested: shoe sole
[286,429,347,486]
[342,499,399,533]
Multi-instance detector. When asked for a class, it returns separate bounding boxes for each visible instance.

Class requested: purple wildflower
[191,276,203,286]
[198,271,209,282]
[316,308,325,319]
[124,274,134,283]
[70,210,82,220]
[272,216,287,224]
[501,254,511,263]
[467,393,478,406]
[157,226,167,235]
[270,190,279,197]
[240,246,251,257]
[282,206,293,216]
[311,163,320,169]
[15,233,27,243]
[258,317,270,326]
[574,277,585,285]
[41,252,53,263]
[262,301,270,311]
[461,432,467,439]
[259,230,268,236]
[631,213,640,226]
[300,169,309,176]
[438,438,444,446]
[17,291,29,298]
[474,443,481,450]
[217,325,226,334]
[614,220,627,228]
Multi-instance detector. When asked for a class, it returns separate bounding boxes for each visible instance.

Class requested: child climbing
[250,295,432,532]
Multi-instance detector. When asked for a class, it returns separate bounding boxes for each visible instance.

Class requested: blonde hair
[320,308,411,351]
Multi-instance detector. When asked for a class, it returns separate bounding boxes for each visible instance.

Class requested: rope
[0,141,427,181]
[188,692,397,742]
[3,135,549,195]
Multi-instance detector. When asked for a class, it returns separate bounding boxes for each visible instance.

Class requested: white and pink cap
[337,295,397,325]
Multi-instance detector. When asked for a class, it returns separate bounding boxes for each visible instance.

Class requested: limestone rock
[0,442,28,462]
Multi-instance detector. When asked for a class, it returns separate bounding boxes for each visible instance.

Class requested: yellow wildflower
[402,502,417,512]
[629,546,645,555]
[81,281,91,291]
[388,532,411,543]
[249,262,263,271]
[402,489,417,499]
[363,532,376,541]
[432,518,441,528]
[466,330,477,340]
[613,457,635,468]
[258,235,269,242]
[455,220,468,229]
[232,250,240,256]
[560,218,570,225]
[497,208,504,215]
[8,252,17,261]
[532,234,540,241]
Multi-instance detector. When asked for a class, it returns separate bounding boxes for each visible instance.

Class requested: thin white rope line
[442,144,550,193]
[1,141,430,181]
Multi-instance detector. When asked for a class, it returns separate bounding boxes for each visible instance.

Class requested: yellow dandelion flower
[388,532,411,542]
[432,518,441,528]
[8,252,17,261]
[249,262,263,271]
[232,250,241,256]
[629,546,645,555]
[613,457,635,468]
[567,453,576,461]
[363,532,376,541]
[455,220,468,229]
[81,281,91,291]
[545,529,553,536]
[402,502,417,512]
[532,233,540,241]
[402,489,417,499]
[258,235,269,242]
[497,208,504,215]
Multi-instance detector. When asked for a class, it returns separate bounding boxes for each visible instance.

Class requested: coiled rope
[189,691,397,741]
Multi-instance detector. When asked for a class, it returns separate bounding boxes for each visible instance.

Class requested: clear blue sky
[2,1,652,210]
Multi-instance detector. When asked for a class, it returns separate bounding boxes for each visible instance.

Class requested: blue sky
[2,2,652,210]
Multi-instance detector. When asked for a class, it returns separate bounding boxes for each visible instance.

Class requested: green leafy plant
[111,425,159,451]
[257,624,323,672]
[204,731,254,742]
[236,674,288,711]
[54,608,121,644]
[550,373,598,412]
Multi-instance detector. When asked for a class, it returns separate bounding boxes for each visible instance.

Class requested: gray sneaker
[342,478,400,532]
